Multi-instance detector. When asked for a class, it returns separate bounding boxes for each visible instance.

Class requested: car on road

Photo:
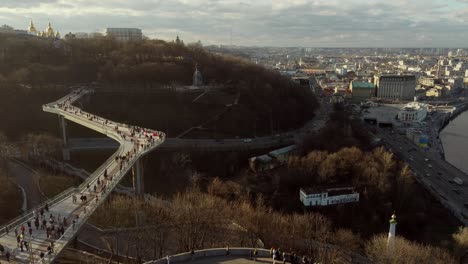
[243,138,252,143]
[426,173,430,177]
[454,177,464,185]
[428,164,432,168]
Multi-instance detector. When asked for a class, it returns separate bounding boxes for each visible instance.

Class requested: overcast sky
[2,0,468,47]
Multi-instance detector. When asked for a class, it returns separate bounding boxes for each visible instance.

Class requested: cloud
[0,0,59,8]
[0,0,467,47]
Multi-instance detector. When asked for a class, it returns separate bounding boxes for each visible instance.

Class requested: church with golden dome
[28,20,60,39]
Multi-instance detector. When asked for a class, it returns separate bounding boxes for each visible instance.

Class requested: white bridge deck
[0,88,165,263]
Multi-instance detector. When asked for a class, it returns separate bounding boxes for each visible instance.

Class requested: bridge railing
[0,186,76,236]
[45,140,165,263]
[144,248,270,264]
[2,88,166,261]
[1,92,123,236]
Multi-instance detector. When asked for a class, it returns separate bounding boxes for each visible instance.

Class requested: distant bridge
[67,136,295,152]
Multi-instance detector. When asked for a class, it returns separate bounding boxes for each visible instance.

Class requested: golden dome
[28,20,37,33]
[46,22,54,38]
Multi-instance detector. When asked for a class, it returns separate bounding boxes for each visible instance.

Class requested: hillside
[0,35,317,138]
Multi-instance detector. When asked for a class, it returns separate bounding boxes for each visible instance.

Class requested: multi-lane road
[380,129,468,225]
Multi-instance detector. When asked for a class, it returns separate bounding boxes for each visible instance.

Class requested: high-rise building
[106,28,142,41]
[376,75,416,101]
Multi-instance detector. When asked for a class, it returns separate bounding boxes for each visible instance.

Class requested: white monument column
[387,213,397,254]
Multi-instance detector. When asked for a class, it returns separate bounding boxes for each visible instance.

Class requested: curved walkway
[7,159,47,210]
[0,88,165,263]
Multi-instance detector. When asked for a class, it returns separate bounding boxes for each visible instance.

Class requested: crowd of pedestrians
[0,204,63,262]
[0,88,166,262]
[57,88,164,155]
[269,247,320,264]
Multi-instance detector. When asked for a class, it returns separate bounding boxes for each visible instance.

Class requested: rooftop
[380,75,416,80]
[352,81,375,89]
[250,154,273,163]
[269,145,296,157]
[301,185,355,195]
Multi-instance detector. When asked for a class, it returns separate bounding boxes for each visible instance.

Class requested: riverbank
[440,110,468,175]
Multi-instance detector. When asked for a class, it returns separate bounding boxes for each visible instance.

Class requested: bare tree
[22,133,62,161]
[366,234,456,264]
[453,227,468,261]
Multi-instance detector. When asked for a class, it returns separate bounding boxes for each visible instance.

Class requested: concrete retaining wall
[144,248,270,264]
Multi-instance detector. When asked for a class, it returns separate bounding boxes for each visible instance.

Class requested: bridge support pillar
[133,159,144,195]
[59,115,70,161]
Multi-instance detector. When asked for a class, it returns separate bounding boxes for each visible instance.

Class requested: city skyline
[2,0,468,47]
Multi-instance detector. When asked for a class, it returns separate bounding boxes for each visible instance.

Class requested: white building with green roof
[349,81,375,103]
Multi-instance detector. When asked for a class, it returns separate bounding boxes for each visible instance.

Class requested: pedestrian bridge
[0,88,165,263]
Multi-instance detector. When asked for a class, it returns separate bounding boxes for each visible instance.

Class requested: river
[440,111,468,174]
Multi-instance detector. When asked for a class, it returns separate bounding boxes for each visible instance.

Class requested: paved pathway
[0,88,165,263]
[7,160,46,210]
